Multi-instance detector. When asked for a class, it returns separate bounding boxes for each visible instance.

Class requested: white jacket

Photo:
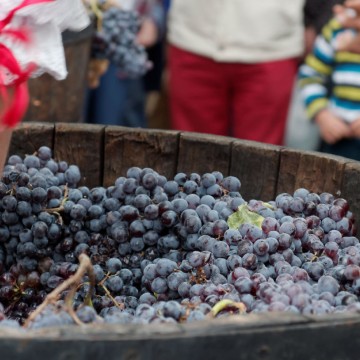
[167,0,306,63]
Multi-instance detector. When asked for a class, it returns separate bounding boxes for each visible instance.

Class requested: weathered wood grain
[53,123,104,188]
[103,127,180,186]
[177,132,233,176]
[25,75,55,122]
[277,148,350,196]
[8,122,55,159]
[52,39,91,123]
[24,29,91,123]
[341,161,360,226]
[230,140,280,202]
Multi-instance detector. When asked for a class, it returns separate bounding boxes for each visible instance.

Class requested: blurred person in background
[299,0,360,160]
[144,0,171,130]
[142,0,170,128]
[285,0,346,151]
[167,1,307,146]
[85,0,165,127]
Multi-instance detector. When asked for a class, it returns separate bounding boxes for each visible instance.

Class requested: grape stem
[98,272,124,309]
[179,301,202,323]
[23,253,95,328]
[100,284,124,310]
[45,185,69,224]
[189,267,207,285]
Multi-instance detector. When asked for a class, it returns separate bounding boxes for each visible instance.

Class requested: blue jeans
[320,138,360,161]
[85,63,146,127]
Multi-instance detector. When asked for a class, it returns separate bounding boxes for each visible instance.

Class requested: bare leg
[0,128,12,173]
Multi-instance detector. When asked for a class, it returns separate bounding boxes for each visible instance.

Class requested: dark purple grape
[278,233,292,250]
[163,181,179,196]
[234,277,253,294]
[161,210,179,228]
[329,205,346,222]
[106,258,122,274]
[64,165,81,186]
[221,176,241,192]
[337,218,352,236]
[155,259,178,277]
[183,180,198,194]
[242,253,257,270]
[344,264,360,281]
[201,173,217,188]
[106,276,124,293]
[253,239,269,256]
[183,215,201,234]
[261,217,279,234]
[237,239,253,257]
[242,224,261,243]
[279,221,296,236]
[151,277,168,294]
[212,241,230,259]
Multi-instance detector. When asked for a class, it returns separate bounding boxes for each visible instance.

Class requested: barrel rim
[0,311,359,339]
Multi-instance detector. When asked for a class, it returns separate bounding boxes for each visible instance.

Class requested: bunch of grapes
[0,146,360,330]
[91,7,150,78]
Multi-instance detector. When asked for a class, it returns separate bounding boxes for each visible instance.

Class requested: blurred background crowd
[58,1,360,161]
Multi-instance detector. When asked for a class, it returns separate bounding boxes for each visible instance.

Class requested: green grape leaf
[227,204,265,230]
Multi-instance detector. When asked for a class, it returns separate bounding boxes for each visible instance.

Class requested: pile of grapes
[91,7,150,78]
[0,146,360,330]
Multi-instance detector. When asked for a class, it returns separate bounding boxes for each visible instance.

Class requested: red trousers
[168,45,298,145]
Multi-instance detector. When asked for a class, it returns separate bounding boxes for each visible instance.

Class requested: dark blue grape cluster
[91,7,150,78]
[0,147,360,330]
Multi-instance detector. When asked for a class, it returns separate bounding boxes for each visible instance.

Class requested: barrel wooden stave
[103,126,180,187]
[53,123,104,189]
[177,132,233,176]
[8,122,55,158]
[230,140,280,202]
[24,28,92,124]
[277,148,351,196]
[342,161,360,227]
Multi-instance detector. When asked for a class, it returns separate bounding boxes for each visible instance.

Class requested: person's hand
[350,117,360,138]
[334,0,360,29]
[315,109,352,144]
[136,18,158,48]
[334,29,359,51]
[333,1,360,53]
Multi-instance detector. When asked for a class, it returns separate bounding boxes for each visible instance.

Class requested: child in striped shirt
[299,7,360,160]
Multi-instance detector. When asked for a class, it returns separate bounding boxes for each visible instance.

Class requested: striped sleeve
[299,18,340,120]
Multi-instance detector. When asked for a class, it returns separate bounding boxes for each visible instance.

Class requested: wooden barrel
[23,26,93,124]
[5,122,360,360]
